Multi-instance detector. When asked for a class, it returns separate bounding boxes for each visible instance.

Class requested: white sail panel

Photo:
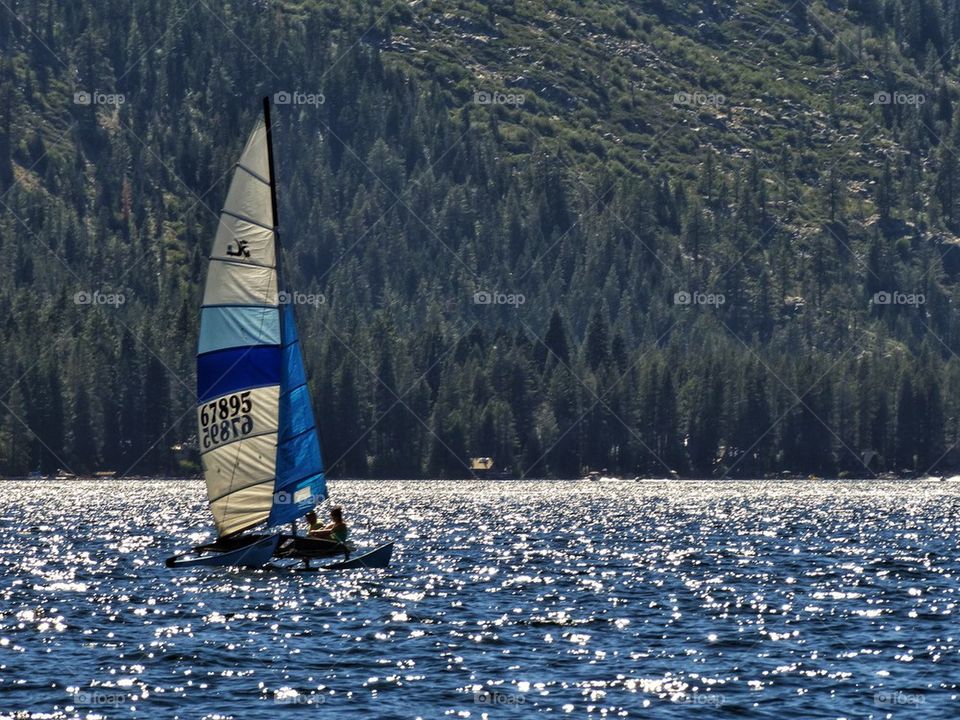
[202,260,278,307]
[210,214,275,267]
[197,385,280,455]
[197,115,281,538]
[203,432,278,536]
[224,157,272,225]
[210,483,275,538]
[203,432,278,499]
[238,120,270,181]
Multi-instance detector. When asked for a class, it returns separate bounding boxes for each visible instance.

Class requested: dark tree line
[2,0,960,478]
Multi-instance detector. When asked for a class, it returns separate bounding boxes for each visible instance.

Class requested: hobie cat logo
[225,238,251,258]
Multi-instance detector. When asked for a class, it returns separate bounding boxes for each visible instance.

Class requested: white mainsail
[197,119,282,536]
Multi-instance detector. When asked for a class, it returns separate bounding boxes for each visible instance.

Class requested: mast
[263,96,283,297]
[263,96,297,538]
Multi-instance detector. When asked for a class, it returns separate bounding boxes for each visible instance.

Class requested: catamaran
[165,98,393,570]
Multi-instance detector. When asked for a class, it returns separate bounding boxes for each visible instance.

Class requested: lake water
[0,479,958,718]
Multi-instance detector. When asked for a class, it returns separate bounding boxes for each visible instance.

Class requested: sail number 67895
[200,391,254,449]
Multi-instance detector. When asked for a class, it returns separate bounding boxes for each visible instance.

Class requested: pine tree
[583,308,610,371]
[0,385,31,476]
[895,373,917,471]
[541,308,570,367]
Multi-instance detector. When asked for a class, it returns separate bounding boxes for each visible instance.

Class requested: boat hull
[278,535,394,570]
[276,534,353,559]
[165,534,280,568]
[322,542,394,570]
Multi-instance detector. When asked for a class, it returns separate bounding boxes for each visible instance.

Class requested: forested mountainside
[3,0,960,478]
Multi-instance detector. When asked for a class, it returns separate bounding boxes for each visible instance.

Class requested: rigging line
[220,209,275,233]
[235,162,271,186]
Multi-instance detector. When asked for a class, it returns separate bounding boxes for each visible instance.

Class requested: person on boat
[306,506,349,543]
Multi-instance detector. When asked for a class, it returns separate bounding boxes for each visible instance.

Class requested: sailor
[306,506,349,543]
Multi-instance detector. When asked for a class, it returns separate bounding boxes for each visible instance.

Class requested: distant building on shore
[470,457,494,472]
[469,457,513,479]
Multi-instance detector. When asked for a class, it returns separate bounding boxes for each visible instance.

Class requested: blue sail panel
[281,320,308,389]
[268,472,326,525]
[197,346,281,402]
[279,385,315,440]
[277,428,323,474]
[268,303,327,526]
[270,431,324,525]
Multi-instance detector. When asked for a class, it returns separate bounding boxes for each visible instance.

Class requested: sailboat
[165,98,393,570]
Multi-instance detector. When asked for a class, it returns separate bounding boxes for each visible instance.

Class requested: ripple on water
[0,479,958,718]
